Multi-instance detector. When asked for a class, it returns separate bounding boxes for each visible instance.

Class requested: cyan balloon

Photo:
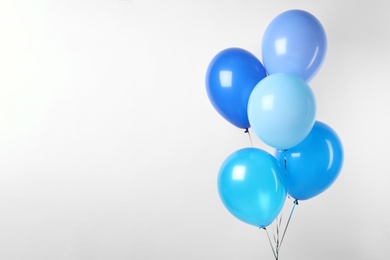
[262,9,327,82]
[274,121,344,200]
[247,73,316,150]
[206,48,267,129]
[218,148,286,228]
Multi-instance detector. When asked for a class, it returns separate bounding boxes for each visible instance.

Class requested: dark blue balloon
[274,121,344,200]
[206,48,267,129]
[218,148,286,228]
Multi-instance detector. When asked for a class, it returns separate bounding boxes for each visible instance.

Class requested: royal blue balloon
[206,48,267,129]
[218,148,286,228]
[274,121,344,200]
[262,9,327,82]
[247,73,316,150]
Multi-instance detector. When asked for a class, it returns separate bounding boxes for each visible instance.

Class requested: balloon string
[263,227,277,259]
[262,199,298,259]
[278,199,298,249]
[244,128,253,147]
[276,215,282,257]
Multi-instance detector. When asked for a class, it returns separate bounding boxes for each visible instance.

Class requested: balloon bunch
[205,9,344,259]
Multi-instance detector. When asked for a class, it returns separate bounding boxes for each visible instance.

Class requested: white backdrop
[1,0,389,259]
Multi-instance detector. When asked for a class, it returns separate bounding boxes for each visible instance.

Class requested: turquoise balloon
[247,73,316,150]
[262,9,327,82]
[218,148,286,228]
[274,121,344,200]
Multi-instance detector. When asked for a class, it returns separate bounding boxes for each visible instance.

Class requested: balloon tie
[244,128,254,147]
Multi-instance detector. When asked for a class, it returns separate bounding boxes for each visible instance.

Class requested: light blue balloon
[274,121,344,200]
[218,148,286,228]
[247,73,316,150]
[262,9,327,82]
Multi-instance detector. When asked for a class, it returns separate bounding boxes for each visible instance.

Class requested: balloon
[218,148,286,228]
[274,121,344,200]
[206,48,267,129]
[247,73,316,150]
[262,9,327,82]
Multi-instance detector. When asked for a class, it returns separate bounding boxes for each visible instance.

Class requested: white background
[1,0,389,259]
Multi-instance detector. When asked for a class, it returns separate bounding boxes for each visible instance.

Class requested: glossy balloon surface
[218,148,286,228]
[274,121,344,200]
[247,73,316,150]
[262,9,327,82]
[206,48,267,128]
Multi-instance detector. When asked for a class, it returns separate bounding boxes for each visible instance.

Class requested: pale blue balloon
[218,148,287,228]
[262,9,327,82]
[247,73,316,150]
